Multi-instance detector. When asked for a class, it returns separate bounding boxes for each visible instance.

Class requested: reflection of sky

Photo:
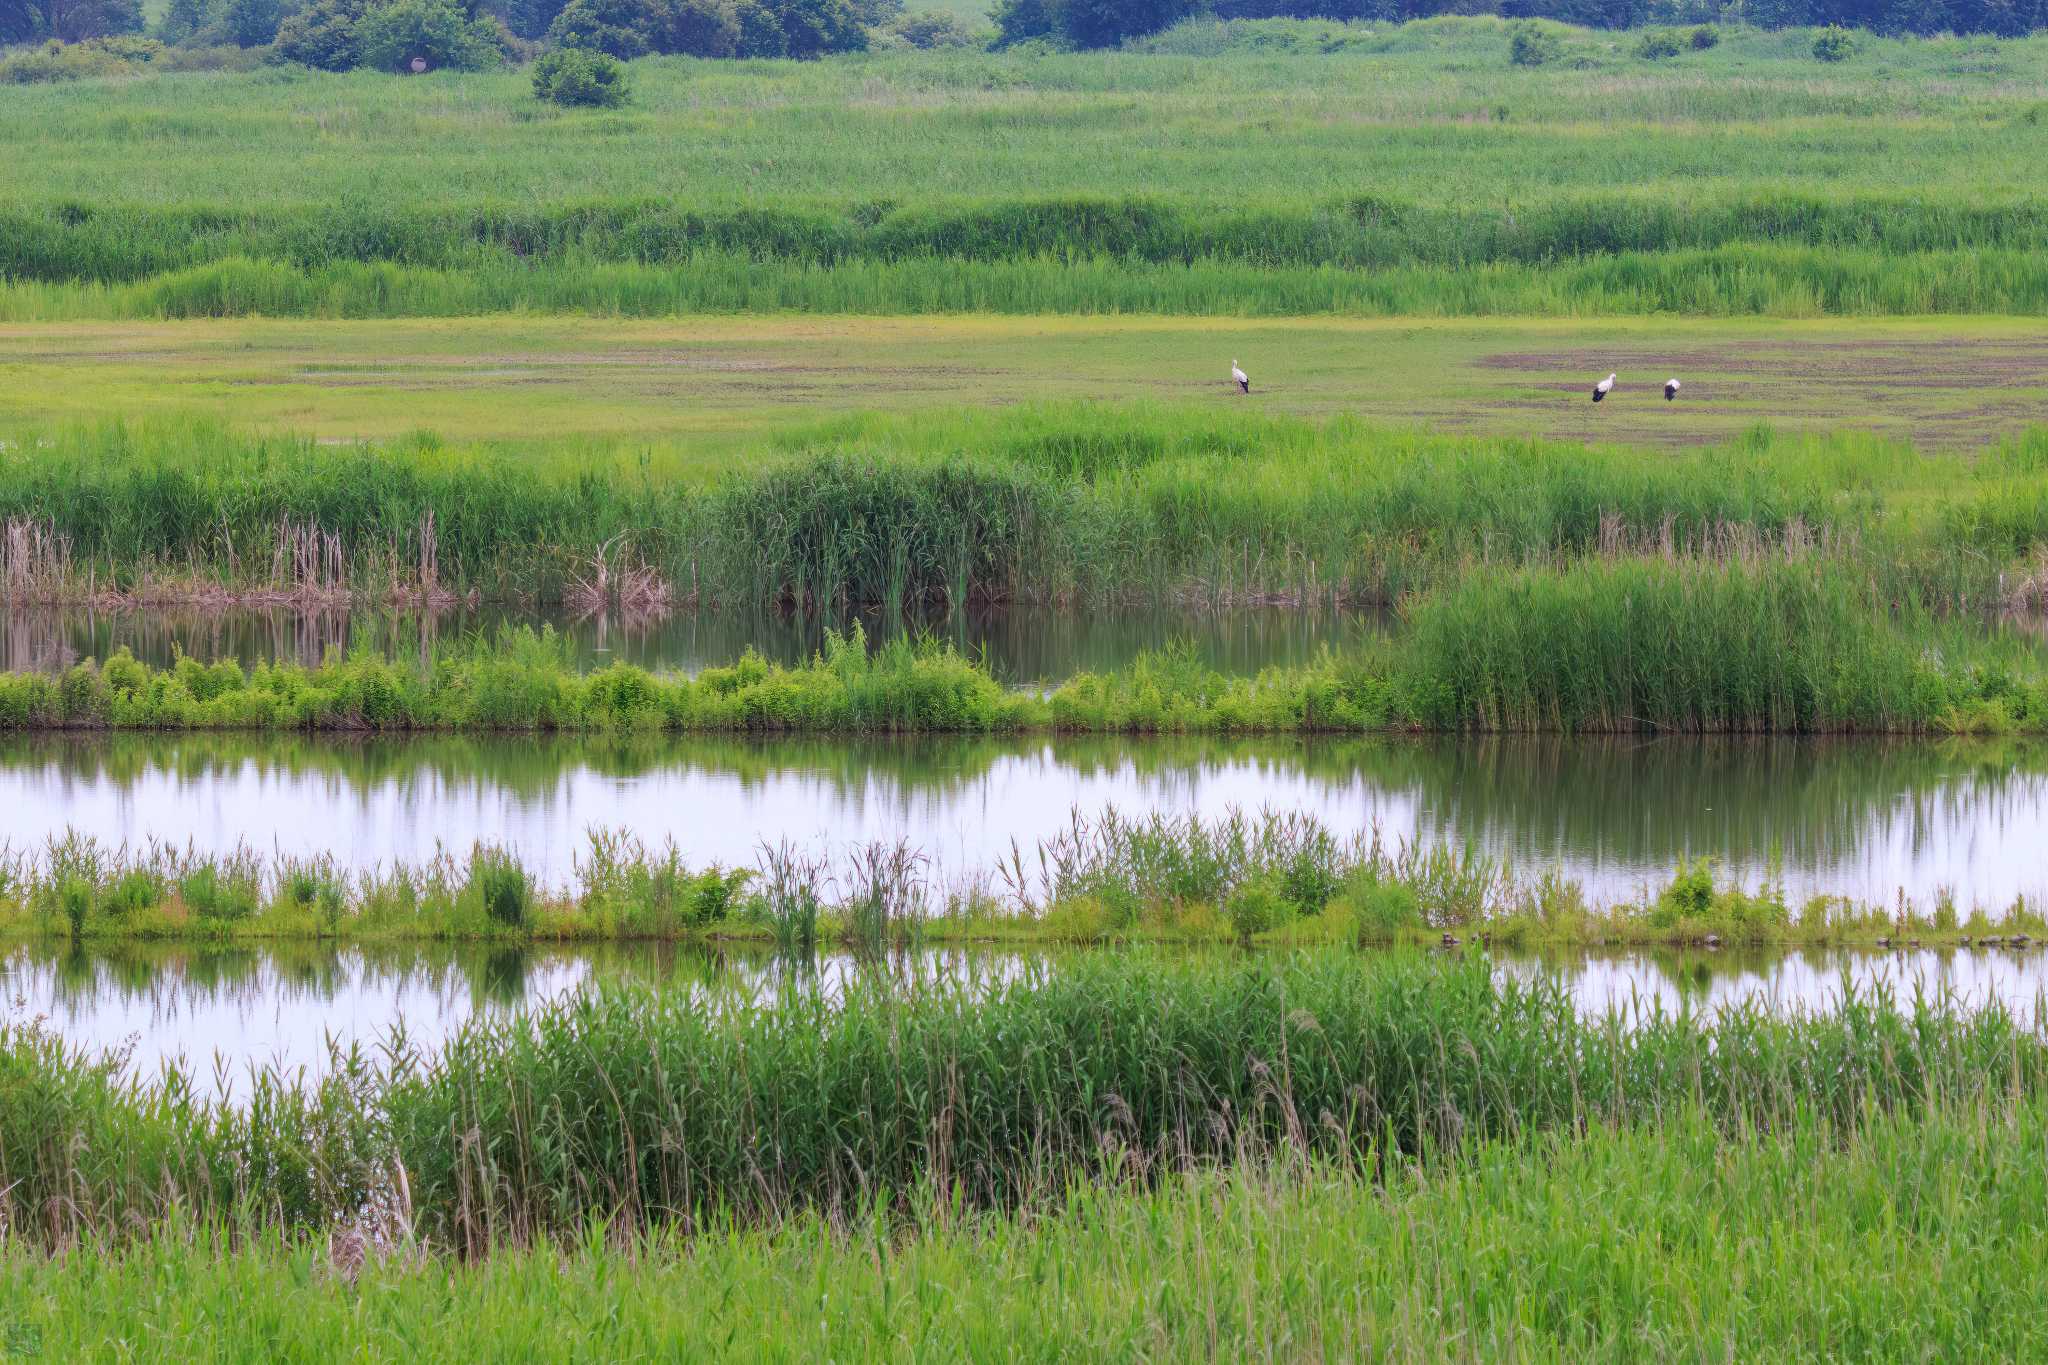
[11,943,2048,1101]
[2,738,2046,912]
[0,946,1030,1101]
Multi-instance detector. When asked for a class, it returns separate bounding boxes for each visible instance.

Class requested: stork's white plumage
[1591,372,1616,403]
[1231,360,1250,394]
[1664,378,1681,401]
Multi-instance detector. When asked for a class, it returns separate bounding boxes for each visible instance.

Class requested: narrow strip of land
[4,315,2043,453]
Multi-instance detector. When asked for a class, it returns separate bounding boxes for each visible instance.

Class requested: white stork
[1591,372,1616,403]
[1664,378,1681,401]
[1231,360,1250,394]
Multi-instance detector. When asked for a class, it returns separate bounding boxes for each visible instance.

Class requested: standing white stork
[1231,359,1250,394]
[1591,372,1616,403]
[1664,378,1681,401]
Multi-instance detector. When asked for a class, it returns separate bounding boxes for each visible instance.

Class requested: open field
[6,23,2048,319]
[8,26,2047,212]
[6,315,2048,451]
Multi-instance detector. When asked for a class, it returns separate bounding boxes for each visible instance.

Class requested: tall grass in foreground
[6,953,2048,1253]
[8,412,2048,611]
[8,1103,2048,1358]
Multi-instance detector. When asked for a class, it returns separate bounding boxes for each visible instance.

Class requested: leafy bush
[1508,23,1561,66]
[273,0,370,68]
[772,0,864,57]
[531,47,629,106]
[1689,24,1718,48]
[1635,28,1681,59]
[1811,25,1855,61]
[1227,875,1283,946]
[544,0,663,55]
[886,9,978,47]
[0,35,155,82]
[353,0,503,70]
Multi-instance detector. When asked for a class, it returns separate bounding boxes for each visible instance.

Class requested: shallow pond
[2,731,2043,913]
[7,940,2046,1098]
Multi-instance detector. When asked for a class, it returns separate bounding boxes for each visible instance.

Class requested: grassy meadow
[9,18,2048,1351]
[5,315,2047,451]
[6,21,2048,318]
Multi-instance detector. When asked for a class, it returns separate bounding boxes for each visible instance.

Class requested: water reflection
[10,940,2048,1098]
[0,603,1388,685]
[1,732,2044,912]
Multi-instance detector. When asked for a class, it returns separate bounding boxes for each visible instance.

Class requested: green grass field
[7,24,2046,210]
[6,315,2045,451]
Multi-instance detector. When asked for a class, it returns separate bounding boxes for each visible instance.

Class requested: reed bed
[13,242,2048,322]
[8,551,2042,737]
[8,1104,2048,1357]
[6,412,2048,613]
[2,808,2039,948]
[6,951,2048,1254]
[16,195,2048,287]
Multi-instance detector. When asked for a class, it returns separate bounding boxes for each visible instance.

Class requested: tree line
[7,0,2048,63]
[989,0,2048,47]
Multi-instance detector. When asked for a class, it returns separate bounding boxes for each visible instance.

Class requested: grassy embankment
[4,801,2040,949]
[5,410,2048,609]
[6,22,2048,318]
[0,1112,2042,1358]
[6,953,2048,1358]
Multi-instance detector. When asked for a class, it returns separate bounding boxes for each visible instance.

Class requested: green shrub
[1635,28,1681,59]
[530,47,629,107]
[886,10,978,46]
[273,0,370,68]
[1811,25,1855,61]
[471,847,530,930]
[1689,24,1718,48]
[1227,875,1283,945]
[1507,22,1561,66]
[354,0,503,70]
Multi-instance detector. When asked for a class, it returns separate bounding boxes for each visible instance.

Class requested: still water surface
[1,732,2042,912]
[7,941,2046,1097]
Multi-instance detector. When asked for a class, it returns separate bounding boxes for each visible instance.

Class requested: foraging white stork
[1664,378,1681,401]
[1231,360,1250,394]
[1591,372,1616,403]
